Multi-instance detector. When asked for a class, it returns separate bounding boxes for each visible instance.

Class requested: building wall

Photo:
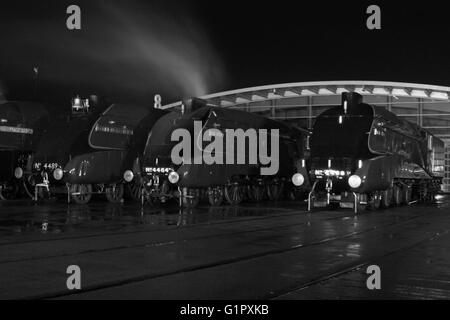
[445,143,450,193]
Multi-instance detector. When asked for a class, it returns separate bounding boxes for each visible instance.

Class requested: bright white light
[328,159,331,168]
[14,167,23,179]
[53,168,63,180]
[168,171,179,184]
[358,160,363,169]
[301,159,305,167]
[123,170,134,182]
[292,173,304,186]
[339,115,343,124]
[348,175,362,188]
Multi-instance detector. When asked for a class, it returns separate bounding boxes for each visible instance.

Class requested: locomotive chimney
[341,92,363,113]
[182,97,209,114]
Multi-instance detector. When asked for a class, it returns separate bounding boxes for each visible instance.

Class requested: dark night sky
[0,0,449,106]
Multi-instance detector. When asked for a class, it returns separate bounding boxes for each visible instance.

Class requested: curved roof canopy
[160,80,450,109]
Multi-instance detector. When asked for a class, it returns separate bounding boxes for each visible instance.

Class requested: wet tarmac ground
[0,196,450,299]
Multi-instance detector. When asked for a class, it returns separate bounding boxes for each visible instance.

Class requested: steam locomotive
[298,92,444,212]
[0,101,49,200]
[20,95,110,201]
[61,103,166,204]
[137,98,310,207]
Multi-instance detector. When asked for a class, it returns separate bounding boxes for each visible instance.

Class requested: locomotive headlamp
[348,175,362,188]
[123,170,134,182]
[53,168,63,180]
[72,96,82,110]
[292,173,305,186]
[14,167,23,179]
[168,171,179,184]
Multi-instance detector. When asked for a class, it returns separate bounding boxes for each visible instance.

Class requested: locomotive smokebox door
[182,97,209,114]
[342,92,363,110]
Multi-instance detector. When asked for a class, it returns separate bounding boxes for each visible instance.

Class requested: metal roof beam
[363,85,375,94]
[251,91,269,99]
[305,86,320,94]
[236,92,253,101]
[325,85,338,94]
[219,95,237,105]
[289,87,303,95]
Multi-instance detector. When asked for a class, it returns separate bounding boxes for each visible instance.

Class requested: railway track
[269,229,450,299]
[16,205,443,299]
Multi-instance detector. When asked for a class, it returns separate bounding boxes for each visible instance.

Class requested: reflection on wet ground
[0,199,307,237]
[0,195,449,299]
[2,194,449,238]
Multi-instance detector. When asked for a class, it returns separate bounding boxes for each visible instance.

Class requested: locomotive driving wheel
[0,181,20,200]
[356,193,368,212]
[70,184,93,205]
[23,176,36,199]
[393,184,403,206]
[287,185,304,201]
[141,188,155,206]
[181,187,200,208]
[267,179,284,201]
[369,192,381,210]
[207,186,224,206]
[402,185,412,205]
[125,179,142,201]
[224,182,244,205]
[249,180,266,203]
[381,188,393,208]
[105,183,124,203]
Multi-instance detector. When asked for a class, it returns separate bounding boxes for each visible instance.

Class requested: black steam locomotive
[61,103,166,204]
[21,96,110,201]
[138,98,310,207]
[0,101,49,200]
[304,92,444,212]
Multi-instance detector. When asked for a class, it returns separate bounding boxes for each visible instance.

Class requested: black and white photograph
[0,0,450,307]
